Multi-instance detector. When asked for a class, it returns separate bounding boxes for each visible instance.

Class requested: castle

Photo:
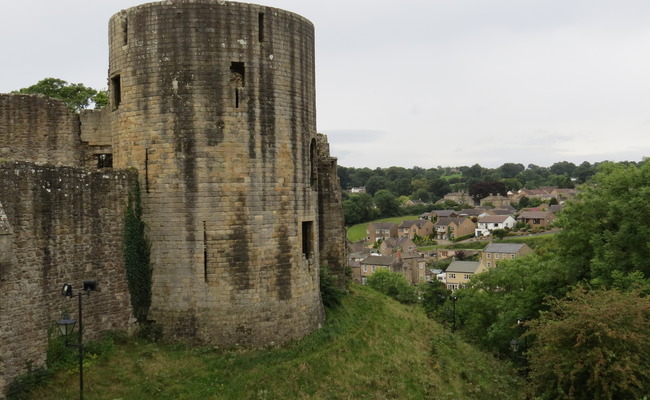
[0,0,346,395]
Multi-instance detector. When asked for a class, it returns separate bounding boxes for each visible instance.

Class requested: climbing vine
[123,180,152,323]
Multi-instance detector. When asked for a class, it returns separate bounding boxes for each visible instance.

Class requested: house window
[511,254,516,259]
[487,253,491,259]
[361,277,367,285]
[487,262,491,268]
[363,265,367,273]
[495,253,499,259]
[449,273,456,279]
[111,75,122,109]
[301,221,313,259]
[372,266,376,272]
[464,274,472,280]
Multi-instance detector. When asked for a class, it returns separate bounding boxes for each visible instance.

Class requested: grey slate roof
[446,261,481,273]
[360,255,396,266]
[482,243,527,253]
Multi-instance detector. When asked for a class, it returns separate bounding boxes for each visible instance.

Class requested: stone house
[398,219,434,239]
[480,243,533,269]
[366,222,398,243]
[359,255,399,285]
[379,236,417,256]
[445,261,487,291]
[434,217,477,240]
[443,191,472,205]
[517,211,556,228]
[479,194,511,208]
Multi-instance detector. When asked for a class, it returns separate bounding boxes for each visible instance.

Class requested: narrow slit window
[235,88,240,108]
[123,18,128,45]
[111,75,122,109]
[144,148,150,193]
[258,13,265,42]
[203,221,208,283]
[302,221,313,259]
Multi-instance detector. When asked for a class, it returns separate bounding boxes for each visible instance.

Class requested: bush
[320,265,346,309]
[367,270,417,304]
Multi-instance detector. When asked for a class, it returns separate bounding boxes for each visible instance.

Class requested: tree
[410,188,431,203]
[526,287,650,400]
[13,77,108,111]
[374,189,400,218]
[422,280,451,319]
[366,269,417,304]
[469,181,507,203]
[497,163,525,179]
[365,176,389,196]
[555,161,650,286]
[342,193,377,225]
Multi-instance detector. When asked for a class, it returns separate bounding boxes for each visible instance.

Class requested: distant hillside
[24,285,523,399]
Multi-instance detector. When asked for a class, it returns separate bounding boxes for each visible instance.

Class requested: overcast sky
[2,0,649,169]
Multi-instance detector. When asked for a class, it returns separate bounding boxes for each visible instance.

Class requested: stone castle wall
[0,162,135,396]
[0,95,84,166]
[0,0,346,395]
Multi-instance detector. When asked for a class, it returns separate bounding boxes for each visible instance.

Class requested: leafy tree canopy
[13,77,108,112]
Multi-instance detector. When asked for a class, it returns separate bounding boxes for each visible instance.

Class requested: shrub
[320,265,346,309]
[367,270,417,304]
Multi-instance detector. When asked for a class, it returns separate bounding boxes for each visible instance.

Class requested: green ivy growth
[123,181,152,323]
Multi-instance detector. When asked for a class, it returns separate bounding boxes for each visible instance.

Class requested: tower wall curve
[108,0,323,345]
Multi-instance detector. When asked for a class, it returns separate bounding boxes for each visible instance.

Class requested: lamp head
[61,283,73,297]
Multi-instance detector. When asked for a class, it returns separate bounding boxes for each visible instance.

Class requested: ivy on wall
[123,180,152,323]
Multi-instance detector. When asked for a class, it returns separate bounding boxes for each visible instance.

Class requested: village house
[398,219,434,239]
[475,215,517,236]
[434,217,477,240]
[443,191,472,205]
[379,236,417,255]
[445,260,487,291]
[358,255,398,284]
[516,211,556,229]
[479,194,511,208]
[366,222,398,243]
[480,243,533,269]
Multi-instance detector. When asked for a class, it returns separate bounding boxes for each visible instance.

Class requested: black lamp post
[56,281,96,400]
[451,295,458,332]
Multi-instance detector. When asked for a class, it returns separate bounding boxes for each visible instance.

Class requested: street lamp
[56,281,96,400]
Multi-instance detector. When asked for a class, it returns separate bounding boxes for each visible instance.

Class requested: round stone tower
[108,0,324,345]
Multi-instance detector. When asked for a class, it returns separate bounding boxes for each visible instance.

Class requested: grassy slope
[26,286,523,400]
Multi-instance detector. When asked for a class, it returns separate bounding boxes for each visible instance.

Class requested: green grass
[23,285,524,400]
[347,215,420,243]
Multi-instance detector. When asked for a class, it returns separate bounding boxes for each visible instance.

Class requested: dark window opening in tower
[309,138,317,188]
[230,62,245,108]
[123,18,128,45]
[96,153,113,169]
[302,221,313,259]
[111,75,122,109]
[230,62,245,86]
[144,148,150,193]
[258,13,265,42]
[203,221,208,283]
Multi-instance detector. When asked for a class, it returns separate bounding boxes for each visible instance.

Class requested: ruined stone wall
[80,107,114,169]
[0,162,134,396]
[107,0,324,345]
[0,95,83,166]
[316,133,347,288]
